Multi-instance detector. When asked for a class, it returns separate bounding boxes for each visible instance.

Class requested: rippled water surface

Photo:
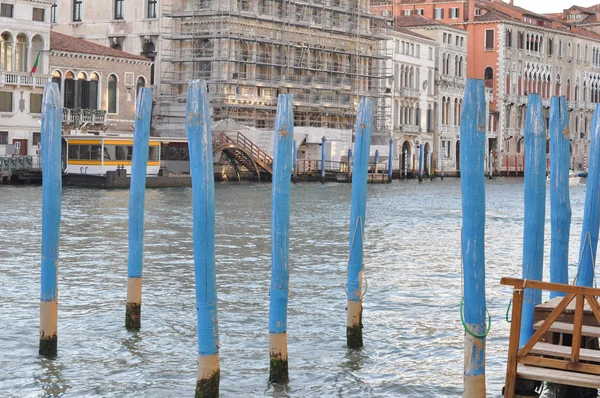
[0,178,589,397]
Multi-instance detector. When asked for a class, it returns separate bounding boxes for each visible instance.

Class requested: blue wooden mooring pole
[374,149,379,175]
[39,82,62,357]
[321,136,326,183]
[520,94,546,345]
[388,138,393,183]
[549,96,571,297]
[576,104,600,287]
[347,97,374,348]
[460,79,487,396]
[269,94,294,382]
[186,80,220,397]
[418,144,423,182]
[347,148,352,181]
[125,87,152,331]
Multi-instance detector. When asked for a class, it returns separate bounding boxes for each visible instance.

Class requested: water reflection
[36,357,71,397]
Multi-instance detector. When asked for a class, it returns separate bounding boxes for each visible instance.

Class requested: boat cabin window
[68,144,102,160]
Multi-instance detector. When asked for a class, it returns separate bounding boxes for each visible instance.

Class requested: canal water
[0,179,588,397]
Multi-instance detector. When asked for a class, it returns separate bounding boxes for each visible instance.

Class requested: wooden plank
[530,342,600,362]
[505,288,524,398]
[501,277,600,297]
[571,295,585,363]
[519,356,600,376]
[585,295,600,326]
[536,296,594,315]
[519,294,575,357]
[533,320,600,338]
[517,364,600,389]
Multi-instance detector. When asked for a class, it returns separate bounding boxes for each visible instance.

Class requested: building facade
[0,0,53,163]
[372,0,600,174]
[49,31,153,136]
[52,0,392,144]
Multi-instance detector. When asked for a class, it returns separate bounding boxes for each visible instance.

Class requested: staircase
[213,131,273,180]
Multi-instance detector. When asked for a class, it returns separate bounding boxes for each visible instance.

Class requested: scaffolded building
[157,0,392,143]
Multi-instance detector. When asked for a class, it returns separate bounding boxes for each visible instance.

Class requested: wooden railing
[501,277,600,397]
[213,131,273,173]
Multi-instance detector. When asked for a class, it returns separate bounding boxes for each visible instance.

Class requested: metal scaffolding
[156,0,392,143]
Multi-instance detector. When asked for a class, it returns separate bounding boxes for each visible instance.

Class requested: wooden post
[269,94,294,382]
[460,79,487,397]
[549,96,571,298]
[320,136,326,183]
[39,82,62,357]
[374,149,379,175]
[441,146,445,180]
[506,154,509,176]
[125,87,152,331]
[292,139,297,184]
[347,97,374,348]
[576,104,600,287]
[520,93,546,346]
[504,287,524,398]
[404,149,408,179]
[515,154,518,176]
[186,80,220,397]
[418,144,423,182]
[388,138,393,183]
[347,148,352,182]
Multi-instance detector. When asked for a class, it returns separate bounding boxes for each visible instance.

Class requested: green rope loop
[506,299,512,323]
[460,298,492,338]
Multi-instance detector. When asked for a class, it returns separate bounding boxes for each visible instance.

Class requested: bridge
[212,131,273,181]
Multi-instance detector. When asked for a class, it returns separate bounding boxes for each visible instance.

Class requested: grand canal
[0,179,588,397]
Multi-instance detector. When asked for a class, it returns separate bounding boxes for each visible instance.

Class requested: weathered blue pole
[321,136,326,183]
[576,104,600,287]
[347,97,374,348]
[549,96,571,298]
[460,79,487,396]
[418,144,424,182]
[388,138,393,183]
[39,82,62,357]
[125,86,152,330]
[374,149,379,174]
[520,93,546,345]
[404,148,408,178]
[292,139,298,183]
[269,94,294,382]
[441,146,445,180]
[186,80,220,398]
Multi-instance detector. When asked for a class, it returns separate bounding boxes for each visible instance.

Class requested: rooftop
[50,31,150,62]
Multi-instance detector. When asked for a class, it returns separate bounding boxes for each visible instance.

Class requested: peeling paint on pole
[549,96,571,297]
[186,80,220,398]
[269,94,294,382]
[460,79,487,397]
[347,97,373,349]
[520,93,546,345]
[39,82,62,357]
[125,87,152,331]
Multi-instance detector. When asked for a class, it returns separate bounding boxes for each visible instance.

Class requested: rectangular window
[475,8,481,16]
[416,45,420,58]
[403,10,411,16]
[416,9,423,15]
[0,3,13,17]
[148,0,157,18]
[434,8,443,19]
[73,0,82,22]
[0,92,12,112]
[450,7,459,18]
[33,7,45,21]
[33,132,41,146]
[507,30,512,48]
[0,131,7,144]
[485,29,495,51]
[115,0,124,19]
[30,93,42,114]
[428,47,433,60]
[51,4,57,23]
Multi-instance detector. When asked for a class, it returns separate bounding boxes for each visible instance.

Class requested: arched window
[142,41,156,85]
[108,74,118,114]
[136,76,146,101]
[484,67,494,88]
[506,73,511,95]
[31,35,44,74]
[16,34,28,72]
[555,74,561,96]
[577,43,581,62]
[52,70,62,91]
[64,71,75,108]
[0,32,12,71]
[90,72,99,110]
[77,71,88,109]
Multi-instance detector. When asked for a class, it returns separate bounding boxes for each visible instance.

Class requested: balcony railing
[400,87,420,99]
[63,108,108,125]
[0,71,51,87]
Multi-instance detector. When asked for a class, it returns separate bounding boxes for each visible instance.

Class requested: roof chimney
[510,0,514,5]
[469,0,475,22]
